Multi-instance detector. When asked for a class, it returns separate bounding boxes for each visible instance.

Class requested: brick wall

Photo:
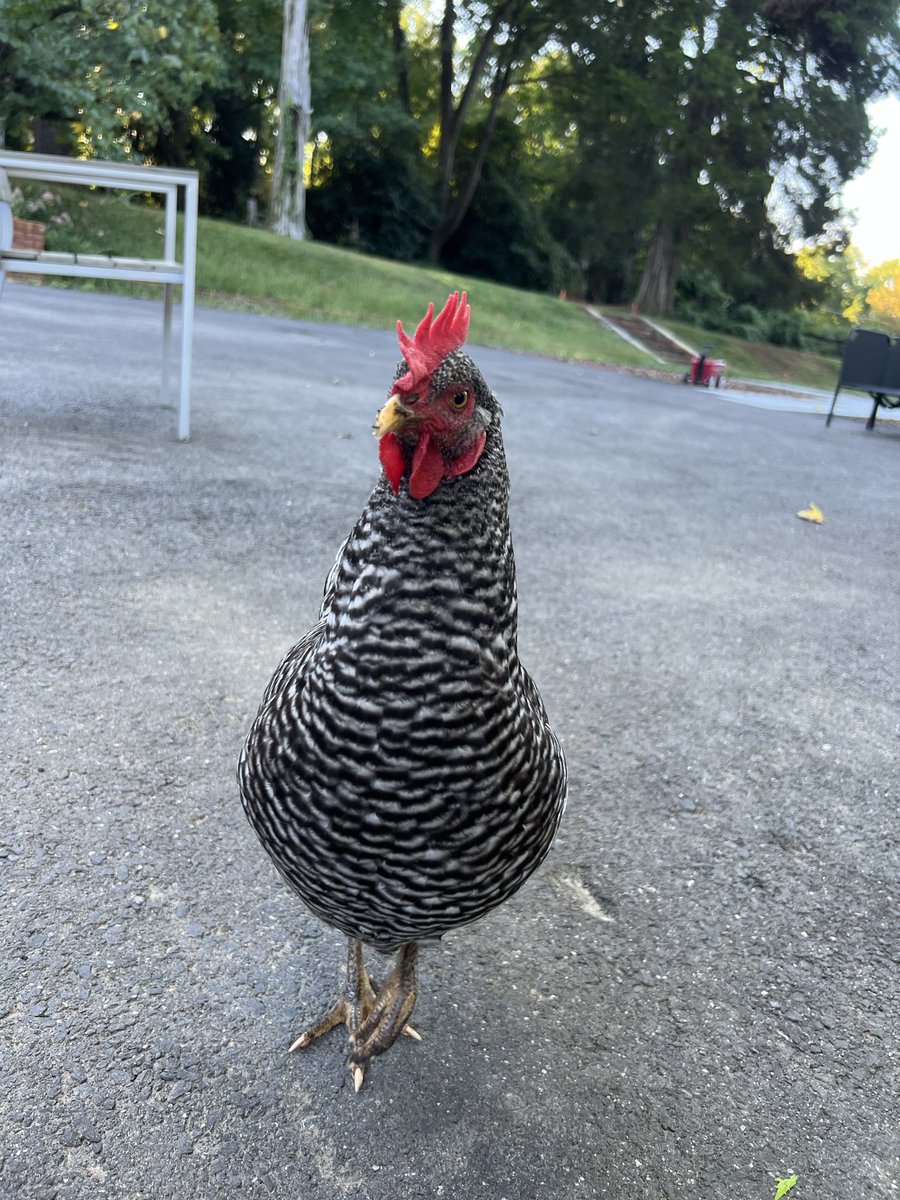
[9,218,46,283]
[12,218,46,252]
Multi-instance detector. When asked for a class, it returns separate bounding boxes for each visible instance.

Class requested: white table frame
[0,150,199,440]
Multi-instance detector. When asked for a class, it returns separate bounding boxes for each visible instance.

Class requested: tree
[199,0,283,219]
[305,0,430,258]
[865,259,900,332]
[0,2,85,148]
[307,1,573,270]
[441,112,578,293]
[525,18,659,303]
[424,0,557,262]
[270,0,311,238]
[796,243,867,322]
[0,0,222,157]
[626,0,900,314]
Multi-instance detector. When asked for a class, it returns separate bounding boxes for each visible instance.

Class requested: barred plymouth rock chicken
[238,292,566,1090]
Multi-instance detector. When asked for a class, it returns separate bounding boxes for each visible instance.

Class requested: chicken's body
[238,295,566,1087]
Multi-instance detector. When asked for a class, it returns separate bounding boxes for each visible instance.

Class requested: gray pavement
[1,284,898,1200]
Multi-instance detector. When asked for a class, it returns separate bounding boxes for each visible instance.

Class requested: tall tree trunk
[271,0,311,240]
[425,0,522,264]
[388,0,412,117]
[633,217,679,315]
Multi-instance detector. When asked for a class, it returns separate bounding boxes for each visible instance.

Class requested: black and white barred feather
[238,355,566,953]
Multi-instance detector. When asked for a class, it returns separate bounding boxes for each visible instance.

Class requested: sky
[841,94,900,267]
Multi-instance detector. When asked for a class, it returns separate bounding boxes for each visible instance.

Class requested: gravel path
[2,285,897,1200]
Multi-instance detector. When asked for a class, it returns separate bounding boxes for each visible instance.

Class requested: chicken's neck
[325,425,518,661]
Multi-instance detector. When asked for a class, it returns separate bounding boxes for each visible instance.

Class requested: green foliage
[0,0,223,154]
[766,310,804,349]
[87,1,223,152]
[773,1174,798,1200]
[796,243,867,322]
[677,266,731,317]
[195,0,282,218]
[307,142,435,260]
[0,2,86,147]
[864,257,900,332]
[306,0,428,258]
[797,309,850,356]
[538,0,900,312]
[441,117,579,294]
[730,303,768,341]
[538,47,658,303]
[674,263,842,352]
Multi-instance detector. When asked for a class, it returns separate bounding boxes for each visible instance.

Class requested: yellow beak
[373,393,417,438]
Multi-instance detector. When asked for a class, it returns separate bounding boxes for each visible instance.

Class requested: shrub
[765,310,804,348]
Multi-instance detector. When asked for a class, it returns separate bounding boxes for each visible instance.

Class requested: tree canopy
[2,0,898,317]
[0,0,222,153]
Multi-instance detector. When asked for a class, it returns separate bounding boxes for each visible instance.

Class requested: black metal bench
[826,327,900,431]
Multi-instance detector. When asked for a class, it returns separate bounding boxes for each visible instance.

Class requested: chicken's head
[374,292,494,500]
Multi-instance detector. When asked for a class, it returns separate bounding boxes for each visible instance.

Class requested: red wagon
[683,351,725,387]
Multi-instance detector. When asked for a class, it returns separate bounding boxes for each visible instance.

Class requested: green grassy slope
[197,220,653,366]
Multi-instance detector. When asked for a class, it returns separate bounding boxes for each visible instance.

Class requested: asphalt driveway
[1,284,897,1200]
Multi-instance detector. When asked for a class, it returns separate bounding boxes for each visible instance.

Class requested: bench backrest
[839,327,891,391]
[884,339,900,394]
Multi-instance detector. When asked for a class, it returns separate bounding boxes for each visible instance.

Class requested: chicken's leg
[289,937,421,1091]
[348,942,419,1090]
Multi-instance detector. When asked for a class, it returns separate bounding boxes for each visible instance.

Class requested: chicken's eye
[450,391,469,409]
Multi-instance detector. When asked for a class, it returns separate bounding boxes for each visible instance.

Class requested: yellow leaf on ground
[796,502,824,524]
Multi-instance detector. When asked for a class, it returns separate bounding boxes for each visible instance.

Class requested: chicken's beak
[374,393,417,438]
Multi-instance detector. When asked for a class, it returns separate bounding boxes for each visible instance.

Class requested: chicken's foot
[289,937,375,1050]
[289,937,420,1091]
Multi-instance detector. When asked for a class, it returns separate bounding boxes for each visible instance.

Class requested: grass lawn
[18,184,840,391]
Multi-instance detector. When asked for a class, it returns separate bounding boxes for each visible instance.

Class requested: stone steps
[601,313,696,363]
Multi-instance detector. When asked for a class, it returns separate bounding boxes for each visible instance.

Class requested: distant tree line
[1,0,898,317]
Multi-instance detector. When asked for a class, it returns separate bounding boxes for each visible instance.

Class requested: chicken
[238,291,566,1090]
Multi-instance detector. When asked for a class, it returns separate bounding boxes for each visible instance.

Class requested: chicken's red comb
[393,291,471,395]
